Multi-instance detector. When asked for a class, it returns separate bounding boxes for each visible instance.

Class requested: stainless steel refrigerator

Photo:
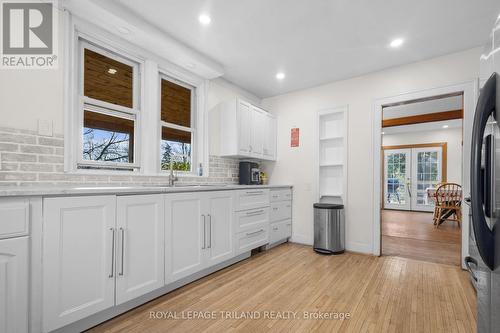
[468,14,500,333]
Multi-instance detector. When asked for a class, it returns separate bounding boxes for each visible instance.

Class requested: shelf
[319,163,343,167]
[320,193,343,197]
[320,136,343,141]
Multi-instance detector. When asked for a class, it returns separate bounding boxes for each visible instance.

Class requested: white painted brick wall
[0,127,240,186]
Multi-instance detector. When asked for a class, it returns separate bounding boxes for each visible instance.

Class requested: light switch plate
[38,119,53,137]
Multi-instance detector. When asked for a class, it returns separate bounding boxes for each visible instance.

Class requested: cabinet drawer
[270,189,292,202]
[270,201,292,222]
[270,220,292,244]
[0,199,29,239]
[235,207,269,233]
[235,224,269,255]
[235,189,270,211]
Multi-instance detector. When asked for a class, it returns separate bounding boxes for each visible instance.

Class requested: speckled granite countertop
[0,184,293,197]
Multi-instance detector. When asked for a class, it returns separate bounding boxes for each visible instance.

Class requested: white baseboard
[290,234,313,245]
[346,241,372,254]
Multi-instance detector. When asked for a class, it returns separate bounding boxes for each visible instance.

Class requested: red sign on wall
[291,128,299,147]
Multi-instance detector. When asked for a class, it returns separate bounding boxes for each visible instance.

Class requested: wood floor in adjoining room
[88,243,476,333]
[382,209,461,266]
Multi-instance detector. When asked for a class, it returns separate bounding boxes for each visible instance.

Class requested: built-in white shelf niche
[316,106,348,205]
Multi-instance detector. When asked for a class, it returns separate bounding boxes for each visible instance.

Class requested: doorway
[380,94,464,266]
[383,144,445,212]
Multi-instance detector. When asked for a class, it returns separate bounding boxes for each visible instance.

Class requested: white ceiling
[115,0,500,98]
[383,95,463,119]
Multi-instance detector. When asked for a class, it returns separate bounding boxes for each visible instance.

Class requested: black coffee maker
[239,162,260,185]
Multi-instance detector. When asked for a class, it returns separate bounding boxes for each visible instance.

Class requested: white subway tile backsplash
[1,152,37,162]
[0,127,240,186]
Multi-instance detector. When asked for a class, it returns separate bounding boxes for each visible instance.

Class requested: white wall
[262,48,480,253]
[382,127,463,184]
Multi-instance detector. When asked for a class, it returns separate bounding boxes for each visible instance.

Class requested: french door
[384,146,443,212]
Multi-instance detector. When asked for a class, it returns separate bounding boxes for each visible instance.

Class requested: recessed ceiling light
[382,131,385,135]
[389,38,404,48]
[276,72,285,80]
[199,14,211,25]
[107,68,117,75]
[442,125,449,129]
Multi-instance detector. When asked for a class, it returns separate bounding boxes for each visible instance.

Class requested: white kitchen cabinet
[43,196,116,332]
[205,191,235,266]
[165,191,234,283]
[116,195,165,305]
[268,188,292,247]
[235,188,270,211]
[263,114,277,160]
[250,106,265,158]
[0,236,28,333]
[238,100,253,155]
[165,192,206,283]
[215,98,277,161]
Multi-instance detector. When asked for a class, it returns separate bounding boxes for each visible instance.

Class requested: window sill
[65,168,208,178]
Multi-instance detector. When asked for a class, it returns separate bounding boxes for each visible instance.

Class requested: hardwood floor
[382,209,461,266]
[88,243,476,333]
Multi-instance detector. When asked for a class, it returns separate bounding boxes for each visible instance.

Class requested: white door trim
[372,80,478,269]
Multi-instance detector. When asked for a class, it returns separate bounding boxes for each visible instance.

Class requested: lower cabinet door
[269,219,292,244]
[235,224,269,256]
[42,196,116,332]
[165,193,206,283]
[205,191,234,267]
[0,236,28,333]
[116,195,165,305]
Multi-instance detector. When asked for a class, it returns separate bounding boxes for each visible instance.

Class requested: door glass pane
[83,111,134,163]
[161,127,192,171]
[385,152,408,206]
[415,150,441,207]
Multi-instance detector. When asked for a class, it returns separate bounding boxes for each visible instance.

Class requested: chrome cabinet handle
[245,191,264,196]
[273,227,278,231]
[119,227,125,276]
[109,228,115,278]
[208,214,212,249]
[246,229,264,236]
[202,215,206,249]
[246,209,264,216]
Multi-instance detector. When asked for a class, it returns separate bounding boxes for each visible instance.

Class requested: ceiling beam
[382,109,463,128]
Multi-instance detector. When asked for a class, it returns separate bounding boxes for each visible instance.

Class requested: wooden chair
[434,183,462,228]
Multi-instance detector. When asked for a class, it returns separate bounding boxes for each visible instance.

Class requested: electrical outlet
[38,119,53,137]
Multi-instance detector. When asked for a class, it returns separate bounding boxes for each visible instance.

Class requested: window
[160,76,195,172]
[78,41,140,170]
[67,24,209,175]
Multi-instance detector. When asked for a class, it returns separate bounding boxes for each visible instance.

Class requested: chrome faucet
[168,161,178,187]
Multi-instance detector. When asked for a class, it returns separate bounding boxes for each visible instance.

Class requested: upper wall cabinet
[214,98,277,161]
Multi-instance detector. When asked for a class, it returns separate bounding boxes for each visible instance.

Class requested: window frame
[64,13,210,176]
[76,39,142,171]
[159,73,197,174]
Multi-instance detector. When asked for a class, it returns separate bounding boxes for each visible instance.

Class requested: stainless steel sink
[144,184,224,188]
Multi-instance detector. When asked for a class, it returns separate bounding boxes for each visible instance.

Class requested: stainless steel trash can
[313,203,345,254]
